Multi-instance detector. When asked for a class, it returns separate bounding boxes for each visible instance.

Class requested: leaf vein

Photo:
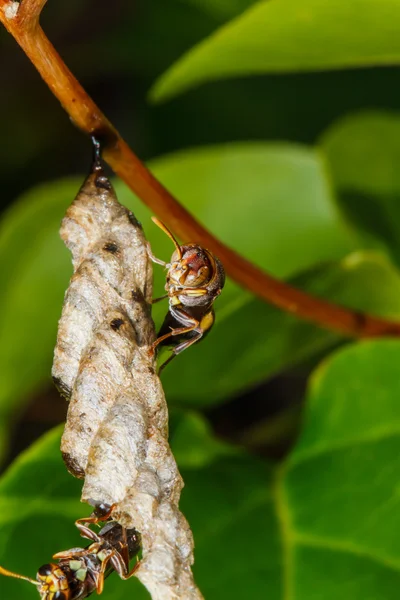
[289,427,400,468]
[294,532,400,573]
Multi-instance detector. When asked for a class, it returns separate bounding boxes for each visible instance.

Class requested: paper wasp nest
[52,161,203,600]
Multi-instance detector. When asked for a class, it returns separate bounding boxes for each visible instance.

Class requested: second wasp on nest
[0,504,140,599]
[148,217,225,373]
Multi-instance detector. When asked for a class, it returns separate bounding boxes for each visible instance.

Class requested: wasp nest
[52,157,203,600]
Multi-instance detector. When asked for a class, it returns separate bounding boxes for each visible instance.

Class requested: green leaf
[182,454,280,598]
[2,341,400,598]
[161,251,400,406]
[280,339,400,599]
[321,110,400,261]
[292,340,400,463]
[185,339,400,598]
[0,142,355,455]
[150,0,400,103]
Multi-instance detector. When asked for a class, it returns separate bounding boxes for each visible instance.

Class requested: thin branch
[16,0,47,29]
[1,0,400,339]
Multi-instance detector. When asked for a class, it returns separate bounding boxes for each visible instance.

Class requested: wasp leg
[151,312,199,352]
[158,331,203,375]
[75,505,115,543]
[110,552,128,578]
[117,526,130,569]
[111,551,140,581]
[96,550,116,595]
[119,559,141,580]
[157,307,215,373]
[75,523,102,544]
[53,544,101,560]
[151,294,168,304]
[174,331,203,353]
[146,242,168,267]
[76,503,115,529]
[157,352,178,374]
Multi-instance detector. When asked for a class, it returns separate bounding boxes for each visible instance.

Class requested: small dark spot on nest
[111,318,124,331]
[104,241,119,254]
[132,289,145,302]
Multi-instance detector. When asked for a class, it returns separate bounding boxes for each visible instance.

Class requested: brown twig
[1,0,400,339]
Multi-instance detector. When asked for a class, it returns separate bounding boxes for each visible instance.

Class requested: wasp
[0,504,140,599]
[148,217,225,372]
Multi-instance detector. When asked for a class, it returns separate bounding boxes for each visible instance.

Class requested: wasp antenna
[0,565,40,586]
[151,217,182,259]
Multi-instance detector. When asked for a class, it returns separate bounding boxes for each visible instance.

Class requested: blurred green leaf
[182,454,280,599]
[321,111,400,196]
[321,110,400,260]
[150,0,400,103]
[161,251,400,406]
[169,409,241,468]
[0,181,76,460]
[180,0,256,19]
[81,0,219,77]
[2,341,400,598]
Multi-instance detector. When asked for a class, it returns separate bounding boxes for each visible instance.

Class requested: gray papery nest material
[52,161,203,600]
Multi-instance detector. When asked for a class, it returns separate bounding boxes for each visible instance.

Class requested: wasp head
[0,561,73,600]
[168,244,213,288]
[36,563,72,600]
[150,217,225,306]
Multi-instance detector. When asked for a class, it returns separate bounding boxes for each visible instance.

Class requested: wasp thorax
[168,245,213,289]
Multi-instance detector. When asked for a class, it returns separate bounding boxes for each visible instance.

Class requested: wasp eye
[38,564,54,577]
[54,592,67,600]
